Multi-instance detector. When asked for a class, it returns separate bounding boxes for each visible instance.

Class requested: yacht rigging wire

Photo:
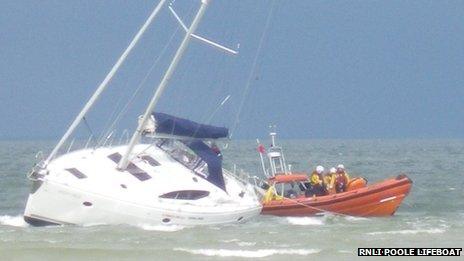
[152,1,236,138]
[205,95,231,124]
[82,117,95,139]
[118,0,211,169]
[97,25,182,147]
[97,2,197,147]
[43,0,168,165]
[229,0,276,139]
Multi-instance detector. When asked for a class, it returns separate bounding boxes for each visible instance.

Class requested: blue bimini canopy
[153,112,228,139]
[185,140,226,191]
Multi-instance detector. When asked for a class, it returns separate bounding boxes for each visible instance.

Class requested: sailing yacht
[23,0,262,226]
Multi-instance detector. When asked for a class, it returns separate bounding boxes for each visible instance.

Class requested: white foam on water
[82,222,107,227]
[367,228,445,235]
[286,217,324,226]
[209,226,221,230]
[174,248,320,258]
[0,215,29,227]
[221,238,240,243]
[338,250,353,254]
[237,241,257,247]
[138,224,185,232]
[220,239,257,247]
[344,216,369,222]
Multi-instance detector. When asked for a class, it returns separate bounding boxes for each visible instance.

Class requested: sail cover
[185,140,226,191]
[153,112,228,139]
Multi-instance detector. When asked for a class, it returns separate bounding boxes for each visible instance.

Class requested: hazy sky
[1,0,463,140]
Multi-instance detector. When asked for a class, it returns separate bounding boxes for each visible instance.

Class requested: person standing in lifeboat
[335,164,350,193]
[306,165,327,196]
[324,167,337,194]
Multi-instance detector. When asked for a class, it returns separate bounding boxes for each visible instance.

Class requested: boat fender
[346,177,367,191]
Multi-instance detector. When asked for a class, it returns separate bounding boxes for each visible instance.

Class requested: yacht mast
[44,0,167,166]
[118,0,211,170]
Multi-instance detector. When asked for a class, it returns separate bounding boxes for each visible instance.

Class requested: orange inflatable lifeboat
[256,131,413,217]
[261,173,412,217]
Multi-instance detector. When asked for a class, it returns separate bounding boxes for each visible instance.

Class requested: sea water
[0,140,463,260]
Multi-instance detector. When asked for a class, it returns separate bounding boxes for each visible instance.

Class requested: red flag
[257,144,266,154]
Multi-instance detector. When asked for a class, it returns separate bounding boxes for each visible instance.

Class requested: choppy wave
[0,216,186,231]
[221,238,240,243]
[0,215,28,227]
[237,241,257,247]
[174,248,320,258]
[286,217,324,226]
[338,250,353,254]
[137,224,185,232]
[344,216,369,222]
[367,228,445,235]
[220,239,257,247]
[82,222,108,227]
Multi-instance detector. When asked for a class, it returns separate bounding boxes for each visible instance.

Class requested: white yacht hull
[24,180,261,226]
[24,145,262,227]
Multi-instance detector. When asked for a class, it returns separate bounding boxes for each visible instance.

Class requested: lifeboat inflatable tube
[268,173,308,184]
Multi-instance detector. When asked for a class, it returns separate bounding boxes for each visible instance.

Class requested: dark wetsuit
[305,172,327,196]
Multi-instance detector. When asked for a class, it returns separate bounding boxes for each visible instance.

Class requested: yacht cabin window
[159,190,210,200]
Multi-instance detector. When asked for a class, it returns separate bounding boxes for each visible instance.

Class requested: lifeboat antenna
[270,133,277,147]
[266,125,289,176]
[269,124,278,147]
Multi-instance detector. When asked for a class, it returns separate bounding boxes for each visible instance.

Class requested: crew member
[263,185,283,203]
[324,167,337,194]
[306,165,327,196]
[335,164,350,193]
